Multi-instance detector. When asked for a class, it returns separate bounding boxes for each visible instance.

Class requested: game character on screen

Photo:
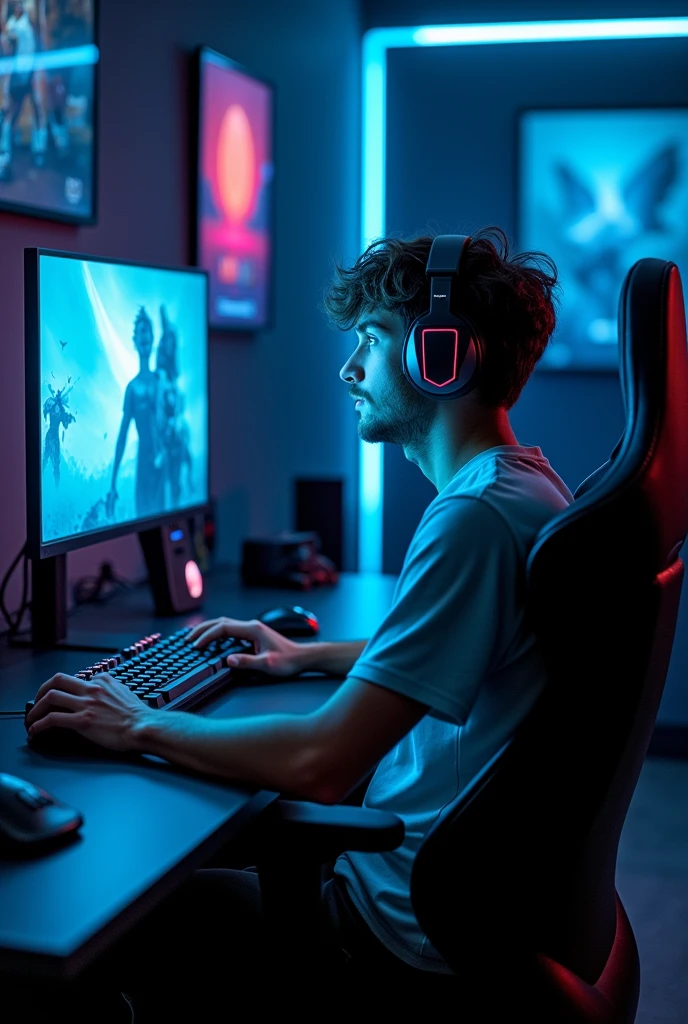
[106,305,164,521]
[0,0,48,180]
[42,378,75,485]
[155,304,193,508]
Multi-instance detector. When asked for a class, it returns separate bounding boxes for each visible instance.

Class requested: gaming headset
[401,234,484,400]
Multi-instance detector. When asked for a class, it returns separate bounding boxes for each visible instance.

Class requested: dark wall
[363,1,688,724]
[0,0,362,629]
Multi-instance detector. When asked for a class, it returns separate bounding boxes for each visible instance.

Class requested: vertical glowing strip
[358,18,688,574]
[359,32,386,573]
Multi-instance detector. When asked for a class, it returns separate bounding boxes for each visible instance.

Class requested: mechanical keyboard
[26,627,255,717]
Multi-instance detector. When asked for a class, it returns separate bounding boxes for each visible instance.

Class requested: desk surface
[0,568,397,980]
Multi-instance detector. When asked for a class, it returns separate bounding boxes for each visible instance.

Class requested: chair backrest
[409,259,688,1014]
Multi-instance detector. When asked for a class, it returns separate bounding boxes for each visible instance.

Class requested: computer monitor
[192,45,274,332]
[24,247,210,645]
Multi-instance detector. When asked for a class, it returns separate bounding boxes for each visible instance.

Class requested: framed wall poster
[192,45,274,332]
[0,0,98,224]
[518,107,688,370]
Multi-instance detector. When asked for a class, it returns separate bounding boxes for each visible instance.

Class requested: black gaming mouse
[257,605,320,639]
[0,772,83,853]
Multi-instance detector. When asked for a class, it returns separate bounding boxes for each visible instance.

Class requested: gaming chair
[251,257,688,1021]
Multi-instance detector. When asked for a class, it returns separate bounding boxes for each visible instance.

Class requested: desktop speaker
[139,518,205,615]
[294,477,343,571]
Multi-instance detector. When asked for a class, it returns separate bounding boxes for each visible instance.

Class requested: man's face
[134,318,153,359]
[339,308,435,447]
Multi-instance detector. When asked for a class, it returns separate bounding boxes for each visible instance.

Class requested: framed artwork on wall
[518,106,688,371]
[191,45,275,333]
[0,0,99,224]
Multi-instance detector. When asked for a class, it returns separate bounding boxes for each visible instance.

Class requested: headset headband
[425,235,470,320]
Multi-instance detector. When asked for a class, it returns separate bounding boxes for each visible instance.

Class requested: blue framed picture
[518,107,688,371]
[0,1,99,224]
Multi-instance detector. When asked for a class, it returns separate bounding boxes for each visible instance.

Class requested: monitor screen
[194,46,274,331]
[25,249,209,558]
[0,0,99,224]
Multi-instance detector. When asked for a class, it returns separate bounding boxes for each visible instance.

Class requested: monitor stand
[9,554,140,653]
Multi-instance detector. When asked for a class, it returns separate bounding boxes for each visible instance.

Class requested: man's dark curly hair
[323,227,559,409]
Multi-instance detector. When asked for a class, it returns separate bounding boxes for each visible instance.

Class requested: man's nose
[340,352,363,383]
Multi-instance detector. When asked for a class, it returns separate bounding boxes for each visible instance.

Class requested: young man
[25,227,573,1019]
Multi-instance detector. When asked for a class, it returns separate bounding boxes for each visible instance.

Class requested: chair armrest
[255,798,404,864]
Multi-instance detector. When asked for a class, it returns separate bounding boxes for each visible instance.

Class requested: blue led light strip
[0,44,99,76]
[359,16,688,573]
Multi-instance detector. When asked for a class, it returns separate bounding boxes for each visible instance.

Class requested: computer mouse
[24,700,108,756]
[0,772,83,852]
[257,605,320,639]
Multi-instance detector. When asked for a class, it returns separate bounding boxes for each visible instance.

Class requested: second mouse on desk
[0,772,83,853]
[257,605,320,639]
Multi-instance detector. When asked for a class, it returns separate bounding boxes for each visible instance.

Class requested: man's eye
[366,335,378,347]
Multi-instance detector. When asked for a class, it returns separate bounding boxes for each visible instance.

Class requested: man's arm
[26,672,428,805]
[296,640,368,676]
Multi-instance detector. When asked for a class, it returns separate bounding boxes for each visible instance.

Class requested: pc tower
[23,247,210,649]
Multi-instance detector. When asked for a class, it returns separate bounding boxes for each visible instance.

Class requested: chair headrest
[544,259,688,573]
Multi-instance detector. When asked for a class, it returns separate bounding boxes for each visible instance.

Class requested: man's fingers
[185,619,222,644]
[226,652,267,670]
[26,689,85,728]
[28,708,86,737]
[190,624,230,649]
[191,619,263,650]
[32,673,87,705]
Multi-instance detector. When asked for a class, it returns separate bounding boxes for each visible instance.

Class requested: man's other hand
[186,616,316,677]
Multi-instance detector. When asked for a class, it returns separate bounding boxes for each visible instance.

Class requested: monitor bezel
[0,3,100,226]
[25,246,211,561]
[190,44,276,334]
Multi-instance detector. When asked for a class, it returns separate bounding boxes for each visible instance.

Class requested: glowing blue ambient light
[0,43,99,76]
[359,16,688,573]
[413,19,688,47]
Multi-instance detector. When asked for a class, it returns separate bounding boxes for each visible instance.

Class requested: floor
[617,756,688,1024]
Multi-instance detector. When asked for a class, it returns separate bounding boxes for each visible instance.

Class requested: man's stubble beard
[357,372,435,450]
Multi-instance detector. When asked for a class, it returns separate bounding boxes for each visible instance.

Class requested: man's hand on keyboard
[187,617,314,678]
[25,672,152,752]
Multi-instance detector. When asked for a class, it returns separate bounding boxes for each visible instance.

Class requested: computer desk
[0,566,397,984]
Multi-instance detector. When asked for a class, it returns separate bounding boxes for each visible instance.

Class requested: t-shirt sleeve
[348,496,520,724]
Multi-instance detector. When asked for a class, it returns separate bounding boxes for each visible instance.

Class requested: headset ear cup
[401,318,420,390]
[404,329,482,398]
[450,315,486,397]
[457,337,477,389]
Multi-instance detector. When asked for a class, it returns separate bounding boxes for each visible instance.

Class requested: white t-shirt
[334,445,573,972]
